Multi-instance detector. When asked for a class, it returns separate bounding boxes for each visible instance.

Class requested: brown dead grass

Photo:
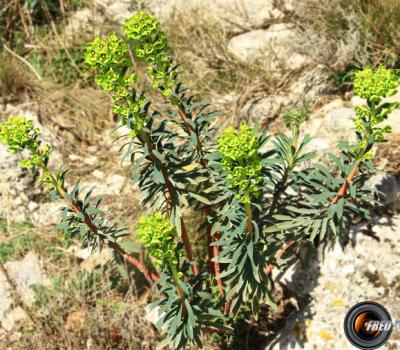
[38,85,113,149]
[0,53,42,103]
[281,0,400,74]
[375,133,400,177]
[162,7,281,127]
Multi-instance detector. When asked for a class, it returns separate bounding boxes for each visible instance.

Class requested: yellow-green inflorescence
[352,66,399,159]
[217,123,262,204]
[353,66,398,101]
[124,11,176,96]
[0,116,52,169]
[0,116,56,189]
[136,212,181,268]
[84,33,145,137]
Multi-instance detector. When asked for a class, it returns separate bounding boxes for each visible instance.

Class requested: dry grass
[0,226,158,350]
[375,133,400,177]
[281,0,400,77]
[0,53,41,102]
[162,8,279,126]
[0,225,221,350]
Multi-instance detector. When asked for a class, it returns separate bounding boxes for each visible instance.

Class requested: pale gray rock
[269,215,400,349]
[4,252,49,305]
[68,246,113,272]
[144,0,284,32]
[0,253,49,332]
[243,65,329,127]
[0,144,31,222]
[366,173,400,209]
[31,201,63,227]
[0,107,61,223]
[93,0,133,23]
[244,95,287,125]
[63,8,104,41]
[301,99,356,156]
[227,24,309,70]
[81,174,127,197]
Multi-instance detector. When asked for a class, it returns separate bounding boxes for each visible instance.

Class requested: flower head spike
[0,116,41,154]
[353,66,398,101]
[84,33,130,72]
[0,116,53,178]
[136,212,181,267]
[217,123,262,203]
[124,11,175,96]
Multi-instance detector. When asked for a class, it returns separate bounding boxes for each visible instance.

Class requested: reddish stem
[224,299,232,316]
[213,232,224,295]
[61,190,158,285]
[138,131,199,275]
[264,240,296,276]
[181,218,199,275]
[113,245,158,284]
[264,164,360,276]
[331,165,358,204]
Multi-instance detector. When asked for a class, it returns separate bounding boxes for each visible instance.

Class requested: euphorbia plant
[1,11,398,349]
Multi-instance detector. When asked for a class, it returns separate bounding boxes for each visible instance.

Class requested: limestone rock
[63,8,104,41]
[145,0,285,32]
[227,24,309,70]
[93,0,133,23]
[366,173,400,209]
[269,215,400,349]
[0,253,49,331]
[243,65,329,127]
[301,99,356,155]
[244,95,287,125]
[81,174,127,197]
[68,246,113,272]
[0,107,61,223]
[30,201,63,227]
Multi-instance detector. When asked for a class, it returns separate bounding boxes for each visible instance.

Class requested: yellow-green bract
[84,32,146,137]
[0,116,52,169]
[136,212,180,268]
[124,11,176,96]
[353,65,398,101]
[352,66,399,159]
[217,123,262,204]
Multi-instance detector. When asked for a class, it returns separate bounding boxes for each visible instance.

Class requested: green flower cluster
[136,212,180,268]
[0,116,52,169]
[124,11,176,96]
[85,33,145,137]
[353,66,398,101]
[217,123,262,204]
[352,67,399,159]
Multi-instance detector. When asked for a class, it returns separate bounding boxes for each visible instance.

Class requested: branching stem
[137,130,199,275]
[40,162,158,285]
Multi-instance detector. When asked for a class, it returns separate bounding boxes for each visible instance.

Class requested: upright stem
[331,165,358,204]
[264,240,296,276]
[171,264,185,300]
[212,232,224,295]
[268,126,299,216]
[268,169,289,216]
[181,218,199,275]
[40,162,158,285]
[137,130,199,275]
[175,102,207,168]
[245,201,253,234]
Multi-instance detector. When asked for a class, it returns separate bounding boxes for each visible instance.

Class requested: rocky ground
[1,0,400,349]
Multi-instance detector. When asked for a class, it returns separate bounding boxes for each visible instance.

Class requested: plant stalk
[137,130,199,275]
[40,162,158,285]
